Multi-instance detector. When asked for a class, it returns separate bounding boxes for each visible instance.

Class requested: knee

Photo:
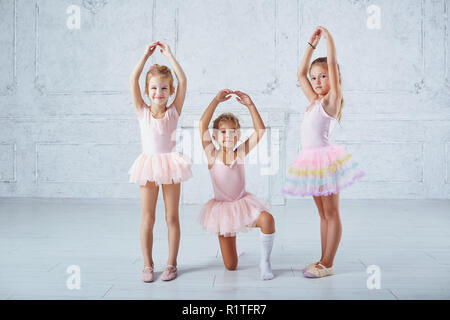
[165,211,179,226]
[141,212,155,228]
[324,208,339,220]
[259,211,275,228]
[224,261,238,271]
[266,212,275,226]
[318,210,326,220]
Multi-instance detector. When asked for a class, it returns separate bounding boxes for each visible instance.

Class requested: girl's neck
[150,103,167,117]
[219,147,236,162]
[150,103,167,111]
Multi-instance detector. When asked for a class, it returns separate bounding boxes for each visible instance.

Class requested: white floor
[0,198,449,300]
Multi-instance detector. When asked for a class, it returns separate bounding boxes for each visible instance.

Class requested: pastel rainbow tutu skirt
[282,144,365,197]
[128,151,192,186]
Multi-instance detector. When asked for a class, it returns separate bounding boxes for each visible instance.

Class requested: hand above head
[309,28,322,48]
[316,26,330,39]
[214,89,234,103]
[234,90,254,107]
[157,41,173,57]
[145,41,159,57]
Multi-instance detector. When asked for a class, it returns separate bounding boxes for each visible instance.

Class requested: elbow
[129,74,138,83]
[179,77,187,85]
[330,86,342,97]
[199,119,208,131]
[298,67,308,77]
[177,76,187,88]
[297,74,309,85]
[298,69,307,76]
[259,127,266,138]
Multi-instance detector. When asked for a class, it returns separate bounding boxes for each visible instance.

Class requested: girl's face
[148,76,173,106]
[213,120,239,150]
[309,64,330,95]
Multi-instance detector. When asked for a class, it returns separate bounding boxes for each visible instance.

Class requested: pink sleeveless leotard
[282,97,365,197]
[139,104,178,154]
[300,97,336,150]
[210,155,247,201]
[128,104,192,186]
[198,151,269,237]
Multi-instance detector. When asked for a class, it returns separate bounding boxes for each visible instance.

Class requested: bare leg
[255,211,275,234]
[313,195,327,265]
[161,183,181,267]
[139,181,159,271]
[319,192,342,268]
[218,235,238,270]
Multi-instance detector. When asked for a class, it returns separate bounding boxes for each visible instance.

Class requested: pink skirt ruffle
[282,144,365,197]
[199,192,270,237]
[128,152,192,186]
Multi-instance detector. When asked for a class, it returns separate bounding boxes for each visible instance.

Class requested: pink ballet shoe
[302,261,319,273]
[160,265,177,281]
[303,263,335,278]
[141,265,154,283]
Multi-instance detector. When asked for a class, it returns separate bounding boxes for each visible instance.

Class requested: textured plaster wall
[0,0,449,203]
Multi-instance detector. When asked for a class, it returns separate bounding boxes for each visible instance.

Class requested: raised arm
[298,29,321,104]
[234,91,266,159]
[317,26,342,113]
[129,42,158,115]
[199,89,233,164]
[158,41,187,116]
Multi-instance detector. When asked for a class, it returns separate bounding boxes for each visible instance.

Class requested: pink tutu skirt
[199,192,270,237]
[282,144,365,197]
[128,151,192,186]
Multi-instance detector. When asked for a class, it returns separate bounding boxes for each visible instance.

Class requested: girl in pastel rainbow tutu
[199,89,276,280]
[282,27,365,278]
[128,41,192,282]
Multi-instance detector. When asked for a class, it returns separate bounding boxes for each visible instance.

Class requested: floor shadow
[273,268,295,277]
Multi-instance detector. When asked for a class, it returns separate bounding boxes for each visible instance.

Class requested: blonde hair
[144,64,175,96]
[309,57,344,123]
[212,113,241,143]
[213,112,241,130]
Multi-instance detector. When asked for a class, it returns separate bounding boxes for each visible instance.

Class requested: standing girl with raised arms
[128,41,192,282]
[282,27,365,278]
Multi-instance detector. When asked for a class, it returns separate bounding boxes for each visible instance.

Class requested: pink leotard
[209,154,246,202]
[138,104,179,154]
[128,103,192,186]
[300,98,336,150]
[199,150,269,237]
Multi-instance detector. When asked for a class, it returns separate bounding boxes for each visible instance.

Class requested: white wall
[0,0,449,203]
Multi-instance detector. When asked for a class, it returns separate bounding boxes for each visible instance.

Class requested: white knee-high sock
[259,231,275,280]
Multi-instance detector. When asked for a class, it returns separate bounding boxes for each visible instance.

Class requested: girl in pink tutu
[199,89,276,281]
[282,27,365,278]
[128,41,192,282]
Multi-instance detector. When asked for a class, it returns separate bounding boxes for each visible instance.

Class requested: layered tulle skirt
[128,152,192,186]
[282,144,365,197]
[199,192,270,237]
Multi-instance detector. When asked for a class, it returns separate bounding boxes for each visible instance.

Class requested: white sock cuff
[260,230,275,241]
